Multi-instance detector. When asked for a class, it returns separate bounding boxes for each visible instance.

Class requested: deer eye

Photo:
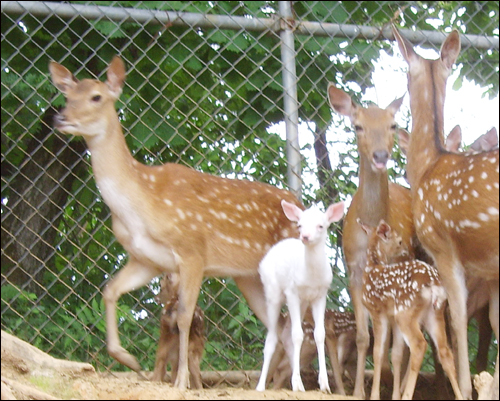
[391,124,397,130]
[354,125,363,132]
[91,95,102,102]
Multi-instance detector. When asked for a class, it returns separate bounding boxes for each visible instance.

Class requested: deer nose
[301,235,310,244]
[373,150,389,169]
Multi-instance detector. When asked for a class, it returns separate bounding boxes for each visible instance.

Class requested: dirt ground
[1,330,494,400]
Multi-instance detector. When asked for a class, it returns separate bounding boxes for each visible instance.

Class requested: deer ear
[387,95,405,116]
[326,201,345,224]
[327,83,356,118]
[106,56,126,99]
[376,220,391,240]
[392,25,419,65]
[281,200,303,222]
[356,218,371,235]
[445,125,462,153]
[49,61,78,94]
[440,30,461,70]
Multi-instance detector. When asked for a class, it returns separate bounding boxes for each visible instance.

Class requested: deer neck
[84,118,141,208]
[355,155,390,225]
[406,61,447,189]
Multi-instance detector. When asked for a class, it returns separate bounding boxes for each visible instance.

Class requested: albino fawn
[151,273,205,388]
[256,200,345,393]
[49,57,304,389]
[269,309,358,393]
[328,85,420,398]
[360,220,463,400]
[393,26,499,399]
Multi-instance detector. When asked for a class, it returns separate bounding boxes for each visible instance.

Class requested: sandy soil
[3,329,493,400]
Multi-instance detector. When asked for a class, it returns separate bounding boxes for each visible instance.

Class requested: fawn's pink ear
[326,201,345,224]
[281,199,303,222]
[376,220,391,240]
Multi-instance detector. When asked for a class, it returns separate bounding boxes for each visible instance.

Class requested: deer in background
[399,125,498,157]
[49,57,304,389]
[268,309,359,393]
[393,26,499,399]
[328,85,420,398]
[256,200,345,393]
[359,219,463,400]
[151,273,205,388]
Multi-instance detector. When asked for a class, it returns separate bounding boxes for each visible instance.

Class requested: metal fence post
[278,1,302,198]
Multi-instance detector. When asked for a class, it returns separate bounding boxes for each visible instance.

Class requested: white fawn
[151,273,205,388]
[269,309,358,393]
[49,57,304,389]
[360,219,463,400]
[328,85,420,398]
[256,200,345,393]
[393,26,499,399]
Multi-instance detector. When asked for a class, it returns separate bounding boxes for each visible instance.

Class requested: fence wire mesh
[1,0,498,388]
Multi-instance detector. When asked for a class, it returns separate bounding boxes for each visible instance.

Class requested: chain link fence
[2,0,498,388]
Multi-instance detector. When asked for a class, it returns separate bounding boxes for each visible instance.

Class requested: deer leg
[391,322,405,400]
[268,334,288,388]
[325,330,346,395]
[351,286,371,399]
[370,314,389,400]
[103,258,160,378]
[287,294,305,392]
[436,259,472,399]
[487,282,499,398]
[311,296,331,393]
[173,259,204,389]
[425,307,463,400]
[151,314,170,381]
[256,297,281,391]
[475,304,492,373]
[188,349,203,389]
[397,313,427,400]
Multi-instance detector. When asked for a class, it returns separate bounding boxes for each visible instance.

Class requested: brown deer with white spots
[360,219,463,400]
[268,309,358,393]
[393,26,499,400]
[49,57,303,389]
[328,85,420,398]
[151,273,205,388]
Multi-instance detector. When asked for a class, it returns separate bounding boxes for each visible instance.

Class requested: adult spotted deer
[328,85,419,398]
[360,220,463,400]
[393,26,499,399]
[400,125,496,376]
[49,57,303,389]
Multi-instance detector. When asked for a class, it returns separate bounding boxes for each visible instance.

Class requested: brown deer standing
[49,57,303,389]
[401,125,496,378]
[328,85,419,398]
[393,26,499,399]
[152,273,205,388]
[360,219,463,400]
